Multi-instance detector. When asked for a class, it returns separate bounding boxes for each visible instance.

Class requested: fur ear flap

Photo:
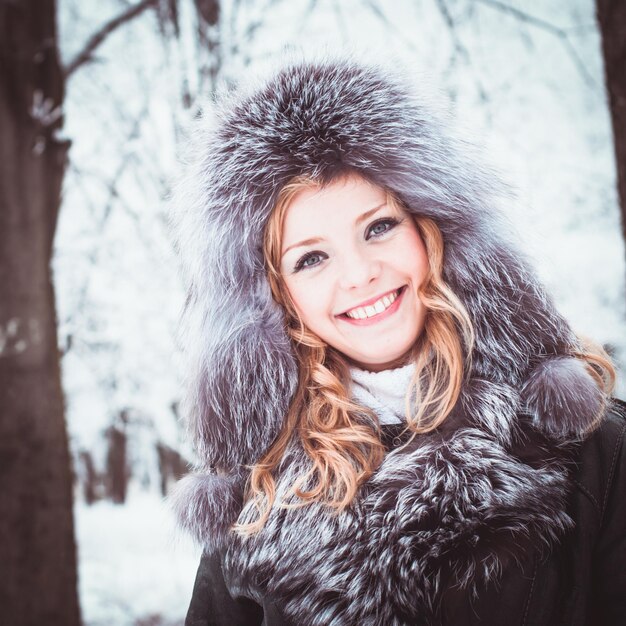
[520,356,605,439]
[169,471,245,554]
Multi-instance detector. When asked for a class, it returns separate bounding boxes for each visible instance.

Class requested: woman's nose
[337,249,382,290]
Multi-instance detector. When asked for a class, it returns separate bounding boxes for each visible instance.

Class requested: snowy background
[54,0,625,623]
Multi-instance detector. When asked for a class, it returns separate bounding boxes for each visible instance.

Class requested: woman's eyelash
[294,251,326,272]
[366,217,401,239]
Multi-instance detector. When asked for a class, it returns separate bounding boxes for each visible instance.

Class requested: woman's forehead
[281,177,389,239]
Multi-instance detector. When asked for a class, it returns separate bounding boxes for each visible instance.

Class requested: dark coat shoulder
[570,398,626,624]
[509,398,626,626]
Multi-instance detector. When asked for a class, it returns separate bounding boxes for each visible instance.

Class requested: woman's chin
[346,348,414,372]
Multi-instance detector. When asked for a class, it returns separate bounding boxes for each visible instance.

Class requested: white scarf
[349,362,416,425]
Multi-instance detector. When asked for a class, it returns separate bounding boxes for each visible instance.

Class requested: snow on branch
[362,0,420,54]
[474,0,599,89]
[64,0,159,79]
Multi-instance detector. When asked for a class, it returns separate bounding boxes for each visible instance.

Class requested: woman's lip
[338,287,403,316]
[337,286,406,326]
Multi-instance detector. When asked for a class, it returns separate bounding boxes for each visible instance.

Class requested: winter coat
[183,399,626,626]
[169,54,624,625]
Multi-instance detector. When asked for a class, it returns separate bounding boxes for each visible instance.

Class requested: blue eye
[366,218,400,239]
[294,251,326,272]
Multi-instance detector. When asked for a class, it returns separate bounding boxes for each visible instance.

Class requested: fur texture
[169,471,244,556]
[226,403,576,624]
[169,54,608,623]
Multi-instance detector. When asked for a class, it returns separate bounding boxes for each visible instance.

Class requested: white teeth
[345,289,400,320]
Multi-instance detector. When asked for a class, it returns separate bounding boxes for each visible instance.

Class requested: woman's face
[279,175,429,372]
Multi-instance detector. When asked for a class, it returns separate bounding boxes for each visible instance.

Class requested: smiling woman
[276,174,429,371]
[170,55,625,626]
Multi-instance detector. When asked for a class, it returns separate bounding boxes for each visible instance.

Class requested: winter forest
[1,0,625,624]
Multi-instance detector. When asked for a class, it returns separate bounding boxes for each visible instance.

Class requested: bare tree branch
[64,105,149,327]
[295,0,319,37]
[434,0,471,63]
[64,0,158,79]
[332,0,349,42]
[476,0,564,32]
[229,0,289,67]
[433,0,490,106]
[362,0,420,55]
[474,0,599,89]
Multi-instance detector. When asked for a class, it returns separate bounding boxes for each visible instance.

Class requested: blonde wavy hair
[235,173,616,535]
[235,173,474,534]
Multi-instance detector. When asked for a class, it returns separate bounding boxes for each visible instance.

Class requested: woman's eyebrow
[356,202,387,224]
[281,203,387,257]
[282,236,324,257]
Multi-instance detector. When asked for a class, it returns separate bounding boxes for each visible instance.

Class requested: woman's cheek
[289,283,319,325]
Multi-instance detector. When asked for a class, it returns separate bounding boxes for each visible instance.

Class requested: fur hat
[169,53,606,552]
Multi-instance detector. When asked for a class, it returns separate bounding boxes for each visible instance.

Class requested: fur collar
[173,381,582,624]
[169,54,607,622]
[222,384,578,625]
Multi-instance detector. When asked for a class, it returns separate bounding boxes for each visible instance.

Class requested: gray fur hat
[170,53,606,551]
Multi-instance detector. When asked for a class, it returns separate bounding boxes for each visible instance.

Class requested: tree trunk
[597,0,626,261]
[0,2,81,624]
[106,424,128,504]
